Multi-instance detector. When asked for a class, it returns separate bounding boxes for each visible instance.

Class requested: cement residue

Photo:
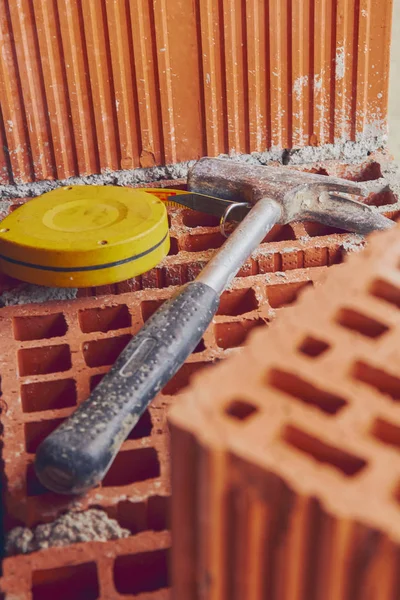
[341,236,367,256]
[293,75,309,100]
[378,158,400,199]
[0,139,389,200]
[335,46,346,80]
[0,160,197,199]
[6,509,130,556]
[0,200,13,220]
[285,136,388,165]
[0,144,397,310]
[0,284,78,307]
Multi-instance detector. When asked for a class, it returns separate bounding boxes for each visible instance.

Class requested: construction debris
[6,509,130,556]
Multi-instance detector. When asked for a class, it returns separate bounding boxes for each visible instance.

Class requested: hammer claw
[301,191,395,235]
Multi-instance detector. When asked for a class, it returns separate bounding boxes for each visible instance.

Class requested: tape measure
[0,185,188,288]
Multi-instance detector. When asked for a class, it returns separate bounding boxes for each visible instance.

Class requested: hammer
[35,158,394,494]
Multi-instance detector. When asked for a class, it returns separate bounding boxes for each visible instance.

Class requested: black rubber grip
[35,281,219,495]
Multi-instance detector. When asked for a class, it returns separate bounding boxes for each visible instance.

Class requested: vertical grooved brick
[170,218,400,599]
[0,1,393,183]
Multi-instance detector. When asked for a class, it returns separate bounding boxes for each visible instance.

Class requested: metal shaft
[196,197,282,294]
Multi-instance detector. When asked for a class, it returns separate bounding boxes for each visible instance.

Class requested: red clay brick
[0,154,399,598]
[1,532,171,599]
[0,151,397,300]
[0,267,325,527]
[0,267,326,598]
[169,222,400,600]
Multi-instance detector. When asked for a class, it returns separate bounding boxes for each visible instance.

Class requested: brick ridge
[1,530,171,598]
[0,266,327,319]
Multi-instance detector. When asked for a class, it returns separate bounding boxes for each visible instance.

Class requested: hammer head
[188,157,394,235]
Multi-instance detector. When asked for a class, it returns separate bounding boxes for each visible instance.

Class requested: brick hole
[225,399,259,421]
[302,221,348,237]
[182,209,220,228]
[217,287,259,316]
[83,335,132,368]
[24,418,64,453]
[302,167,329,176]
[163,361,210,395]
[298,336,330,358]
[90,373,105,391]
[117,500,147,534]
[21,379,77,413]
[10,202,24,212]
[32,562,99,600]
[13,313,67,341]
[357,161,383,181]
[126,409,152,439]
[193,338,206,353]
[4,514,27,534]
[351,361,400,401]
[281,425,367,476]
[267,369,347,415]
[364,189,397,207]
[141,299,164,322]
[369,418,400,451]
[168,237,179,255]
[267,281,313,309]
[181,232,225,252]
[18,345,72,376]
[26,463,51,496]
[236,259,257,277]
[335,308,389,339]
[215,319,266,349]
[369,278,400,309]
[117,497,170,535]
[102,447,160,487]
[147,495,170,531]
[79,304,131,333]
[113,548,169,595]
[330,248,345,265]
[263,224,296,242]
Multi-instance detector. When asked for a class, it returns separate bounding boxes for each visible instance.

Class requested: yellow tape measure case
[0,186,170,287]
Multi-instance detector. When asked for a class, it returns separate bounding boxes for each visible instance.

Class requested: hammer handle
[35,198,281,494]
[35,281,218,494]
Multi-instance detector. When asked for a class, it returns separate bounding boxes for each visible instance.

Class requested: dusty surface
[340,235,366,256]
[0,152,398,308]
[0,284,78,307]
[0,161,196,199]
[0,140,388,200]
[6,509,130,556]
